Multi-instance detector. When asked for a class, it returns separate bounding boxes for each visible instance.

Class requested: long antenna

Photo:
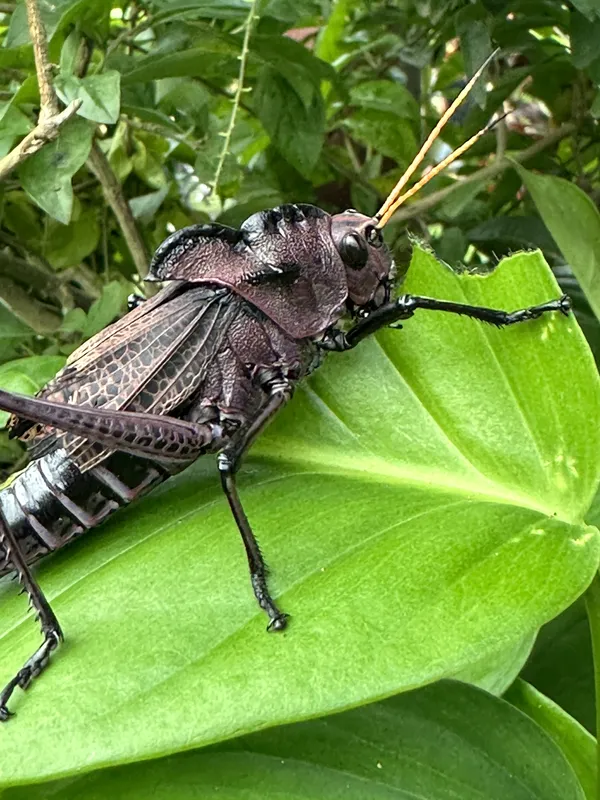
[375,48,500,228]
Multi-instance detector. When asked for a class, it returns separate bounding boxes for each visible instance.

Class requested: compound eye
[339,232,368,269]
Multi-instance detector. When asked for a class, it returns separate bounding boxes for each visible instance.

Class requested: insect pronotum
[0,51,570,720]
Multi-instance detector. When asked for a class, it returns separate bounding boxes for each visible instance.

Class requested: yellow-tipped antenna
[375,47,500,228]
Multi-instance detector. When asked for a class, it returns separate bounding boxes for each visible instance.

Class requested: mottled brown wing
[15,285,237,471]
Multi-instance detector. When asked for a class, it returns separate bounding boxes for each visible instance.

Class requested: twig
[388,123,576,224]
[0,0,82,182]
[495,104,508,160]
[86,141,150,279]
[0,5,16,14]
[212,0,258,193]
[0,100,81,182]
[25,0,59,123]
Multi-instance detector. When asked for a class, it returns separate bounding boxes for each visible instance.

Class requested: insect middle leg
[0,517,62,721]
[217,376,292,632]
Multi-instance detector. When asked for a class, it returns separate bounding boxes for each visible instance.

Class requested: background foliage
[1,0,600,797]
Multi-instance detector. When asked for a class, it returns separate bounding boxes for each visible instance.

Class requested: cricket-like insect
[0,53,570,720]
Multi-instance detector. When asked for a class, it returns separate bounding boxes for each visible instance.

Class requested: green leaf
[251,34,336,86]
[151,0,251,20]
[45,209,101,269]
[2,681,587,799]
[0,356,66,427]
[254,66,325,176]
[0,105,32,158]
[522,598,594,734]
[55,71,121,124]
[129,185,170,222]
[345,111,417,168]
[263,0,319,23]
[451,632,536,694]
[121,36,240,85]
[18,117,94,224]
[4,0,89,47]
[456,12,492,107]
[350,80,419,119]
[516,164,600,322]
[0,248,598,786]
[0,304,35,363]
[83,281,130,338]
[570,11,600,69]
[469,216,561,261]
[316,0,351,64]
[506,679,596,800]
[571,0,600,20]
[0,355,67,387]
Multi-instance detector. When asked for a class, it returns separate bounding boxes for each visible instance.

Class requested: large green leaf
[2,681,586,799]
[516,164,600,322]
[0,248,598,786]
[506,679,596,800]
[523,598,594,734]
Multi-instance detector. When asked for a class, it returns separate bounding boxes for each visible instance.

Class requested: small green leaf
[0,304,35,362]
[0,355,66,388]
[346,110,417,168]
[0,105,32,158]
[469,216,561,260]
[19,117,94,224]
[129,185,170,222]
[506,679,596,800]
[55,71,121,124]
[255,66,325,176]
[121,36,240,84]
[350,80,419,119]
[45,209,101,269]
[516,163,600,322]
[5,0,83,47]
[59,28,80,75]
[4,681,587,799]
[0,371,36,427]
[571,0,600,20]
[0,356,66,427]
[316,0,351,63]
[456,11,492,107]
[83,281,130,338]
[570,11,600,69]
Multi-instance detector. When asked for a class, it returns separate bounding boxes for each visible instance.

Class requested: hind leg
[0,518,62,721]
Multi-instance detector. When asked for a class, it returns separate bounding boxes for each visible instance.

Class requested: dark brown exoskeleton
[0,54,571,720]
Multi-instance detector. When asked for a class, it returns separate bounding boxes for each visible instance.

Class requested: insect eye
[366,226,383,248]
[339,232,368,269]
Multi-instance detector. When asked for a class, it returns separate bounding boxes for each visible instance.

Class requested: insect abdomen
[0,449,167,576]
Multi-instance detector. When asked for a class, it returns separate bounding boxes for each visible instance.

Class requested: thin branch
[86,141,150,279]
[0,4,16,14]
[388,123,577,224]
[495,104,508,160]
[212,0,258,194]
[0,0,81,182]
[0,100,81,182]
[25,0,59,123]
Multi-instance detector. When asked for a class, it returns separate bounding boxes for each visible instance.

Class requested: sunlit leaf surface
[0,248,598,786]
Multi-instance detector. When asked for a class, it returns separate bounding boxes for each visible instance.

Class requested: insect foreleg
[320,293,571,351]
[0,517,63,721]
[0,390,217,465]
[217,376,292,632]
